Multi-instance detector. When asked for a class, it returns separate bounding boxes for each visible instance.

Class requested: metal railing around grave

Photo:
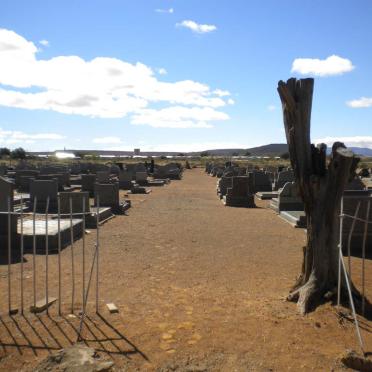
[337,191,372,355]
[1,195,103,341]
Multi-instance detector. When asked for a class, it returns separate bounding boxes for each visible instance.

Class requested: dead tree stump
[277,78,361,314]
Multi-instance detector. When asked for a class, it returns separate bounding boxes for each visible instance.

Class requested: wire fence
[337,190,372,355]
[0,194,102,341]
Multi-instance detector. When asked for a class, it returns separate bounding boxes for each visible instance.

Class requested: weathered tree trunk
[277,78,361,314]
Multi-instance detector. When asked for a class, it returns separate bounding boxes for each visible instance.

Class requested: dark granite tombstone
[81,174,96,197]
[0,165,6,176]
[135,172,148,185]
[96,171,110,183]
[18,175,35,192]
[94,183,130,214]
[59,191,90,215]
[217,176,233,199]
[118,171,133,189]
[15,170,39,189]
[0,176,16,235]
[223,176,255,207]
[30,179,58,212]
[250,171,272,192]
[274,170,294,190]
[37,174,68,191]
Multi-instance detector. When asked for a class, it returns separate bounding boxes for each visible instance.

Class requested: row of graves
[0,161,183,256]
[206,162,293,208]
[205,162,372,252]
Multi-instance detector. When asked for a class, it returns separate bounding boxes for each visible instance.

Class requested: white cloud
[92,136,122,144]
[314,136,372,149]
[39,39,49,47]
[0,28,231,128]
[155,8,174,14]
[291,55,355,77]
[131,106,228,128]
[177,20,217,34]
[158,67,167,75]
[267,105,276,111]
[213,89,230,97]
[346,97,372,108]
[0,128,65,145]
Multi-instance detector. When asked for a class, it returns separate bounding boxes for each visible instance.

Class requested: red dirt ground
[0,168,372,371]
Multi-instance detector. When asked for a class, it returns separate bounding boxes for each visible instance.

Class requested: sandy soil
[0,168,371,371]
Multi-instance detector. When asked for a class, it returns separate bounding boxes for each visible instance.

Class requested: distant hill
[189,143,289,156]
[349,147,372,157]
[27,144,371,158]
[245,143,288,156]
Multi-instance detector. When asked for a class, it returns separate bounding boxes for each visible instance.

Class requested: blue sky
[0,0,371,152]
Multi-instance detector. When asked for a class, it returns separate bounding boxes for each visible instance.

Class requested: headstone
[250,171,272,192]
[95,183,119,208]
[59,192,90,215]
[30,179,58,212]
[154,164,182,180]
[0,165,6,176]
[37,174,67,191]
[81,174,96,197]
[274,170,294,190]
[96,171,110,183]
[217,176,233,199]
[18,175,35,192]
[95,183,129,214]
[223,176,255,207]
[15,170,39,188]
[342,189,372,253]
[270,181,303,213]
[135,172,148,185]
[118,171,133,189]
[0,176,16,235]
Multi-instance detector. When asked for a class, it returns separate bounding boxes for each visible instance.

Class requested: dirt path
[0,168,370,371]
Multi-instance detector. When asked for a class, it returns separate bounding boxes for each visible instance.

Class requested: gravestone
[96,171,110,183]
[217,176,233,199]
[40,165,68,175]
[59,192,90,215]
[135,172,148,186]
[135,163,147,173]
[124,164,138,180]
[274,170,294,190]
[60,191,113,228]
[70,163,82,175]
[0,165,6,176]
[15,170,39,188]
[110,164,120,175]
[0,176,17,235]
[118,171,133,189]
[154,164,182,180]
[223,176,255,207]
[94,183,130,214]
[270,182,303,213]
[37,174,67,191]
[81,174,96,197]
[30,179,58,212]
[18,175,35,192]
[342,189,372,253]
[250,171,272,192]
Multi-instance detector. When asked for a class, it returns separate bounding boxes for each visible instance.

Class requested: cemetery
[0,84,371,370]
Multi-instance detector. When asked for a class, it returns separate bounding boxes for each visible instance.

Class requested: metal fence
[338,191,372,355]
[1,195,102,340]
